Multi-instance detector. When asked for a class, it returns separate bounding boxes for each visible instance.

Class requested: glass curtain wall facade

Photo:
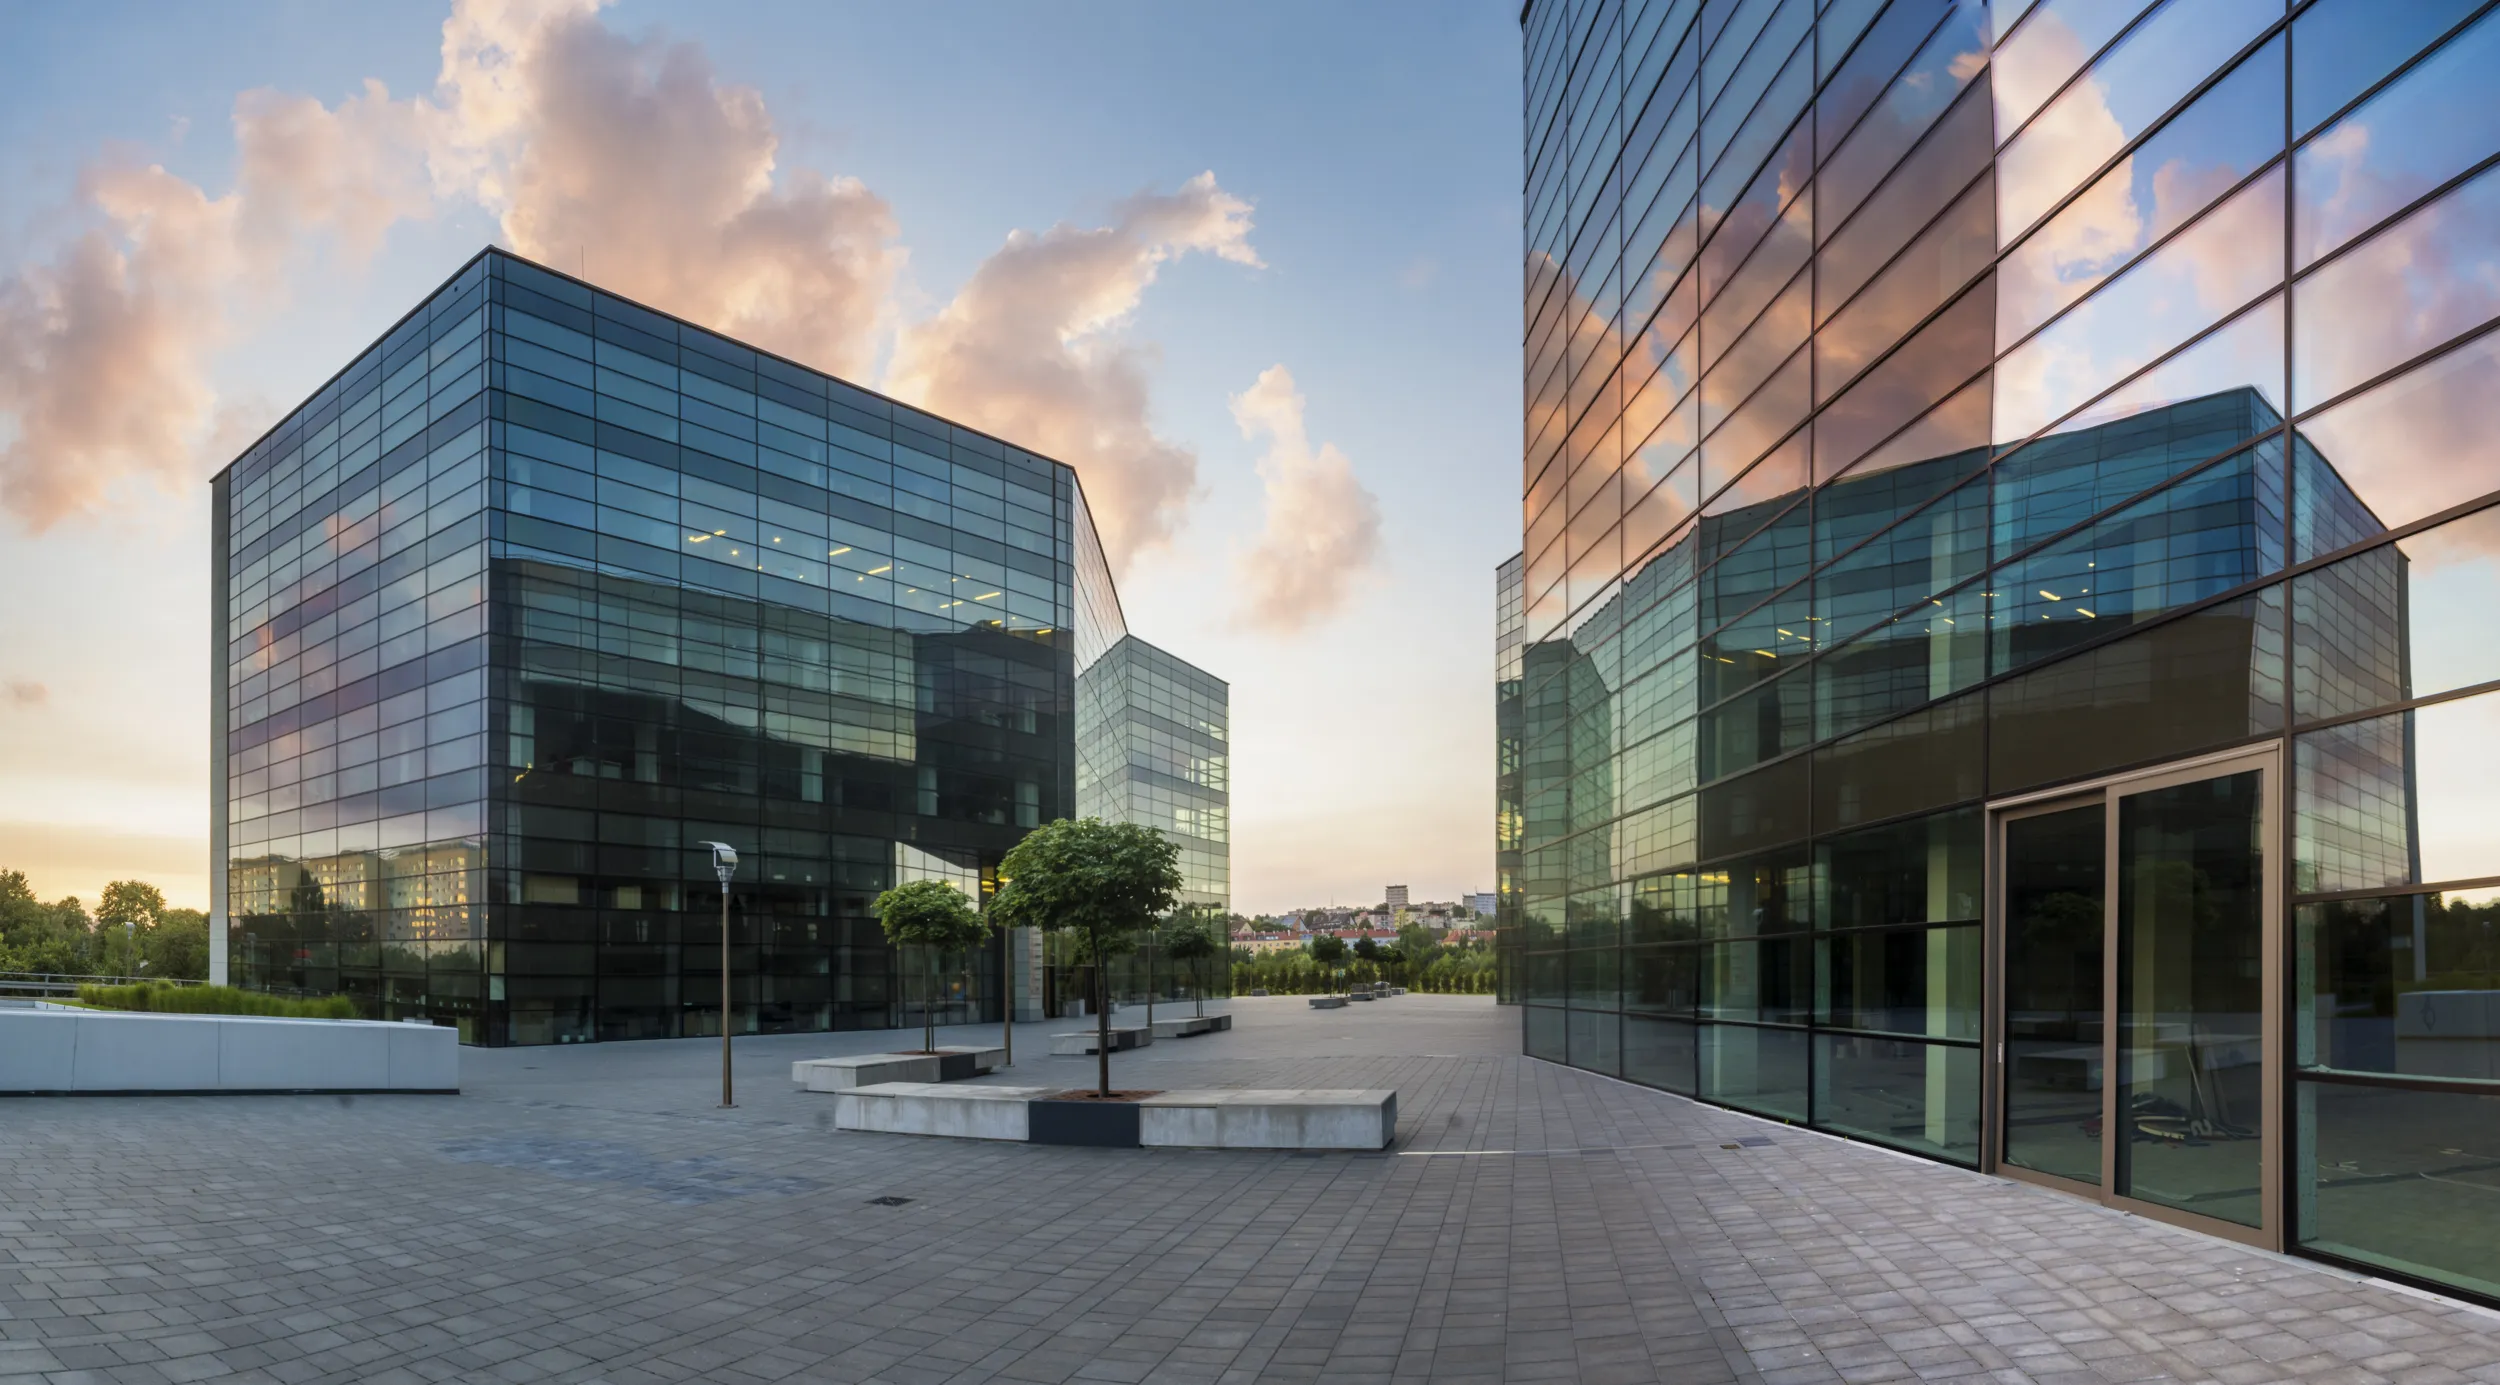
[1518,0,2500,1301]
[1075,633,1232,1010]
[212,247,1190,1047]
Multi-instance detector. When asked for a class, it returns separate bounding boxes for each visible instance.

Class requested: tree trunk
[924,948,937,1055]
[1094,939,1112,1097]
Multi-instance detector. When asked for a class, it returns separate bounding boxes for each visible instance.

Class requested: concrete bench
[1139,1089,1398,1151]
[1149,1016,1214,1040]
[833,1083,1054,1141]
[1049,1026,1153,1055]
[1308,996,1347,1010]
[1205,1013,1234,1031]
[935,1045,1007,1078]
[1348,991,1375,1002]
[791,1053,942,1092]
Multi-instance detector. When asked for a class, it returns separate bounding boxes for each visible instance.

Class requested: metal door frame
[1985,743,2284,1251]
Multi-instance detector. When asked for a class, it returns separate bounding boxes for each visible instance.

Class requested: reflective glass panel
[2293,8,2500,268]
[2294,691,2500,894]
[2291,333,2500,559]
[1819,807,1984,930]
[1820,925,1981,1039]
[2290,0,2482,137]
[2297,1080,2500,1300]
[1996,167,2284,442]
[1624,1013,1700,1093]
[2112,769,2266,1227]
[1814,1035,1982,1162]
[1996,0,2281,243]
[1997,35,2284,343]
[2299,887,2500,1079]
[1698,1022,1810,1118]
[2002,802,2107,1185]
[2293,160,2500,412]
[1992,0,2151,139]
[2292,503,2500,723]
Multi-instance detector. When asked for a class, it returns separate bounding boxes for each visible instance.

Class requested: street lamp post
[701,841,739,1108]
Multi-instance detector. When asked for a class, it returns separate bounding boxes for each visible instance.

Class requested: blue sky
[0,1,1523,912]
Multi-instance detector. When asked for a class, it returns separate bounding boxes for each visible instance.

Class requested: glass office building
[212,247,1218,1047]
[1075,632,1231,1010]
[1515,0,2500,1301]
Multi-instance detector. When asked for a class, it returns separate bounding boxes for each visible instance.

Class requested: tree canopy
[991,817,1181,1095]
[873,878,990,1054]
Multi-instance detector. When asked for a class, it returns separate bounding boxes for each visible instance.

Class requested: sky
[0,0,1525,915]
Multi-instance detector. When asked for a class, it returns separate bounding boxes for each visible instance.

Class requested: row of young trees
[872,817,1227,1098]
[0,871,210,980]
[1226,938,1499,995]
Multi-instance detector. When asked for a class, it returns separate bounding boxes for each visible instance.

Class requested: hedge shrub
[76,982,358,1019]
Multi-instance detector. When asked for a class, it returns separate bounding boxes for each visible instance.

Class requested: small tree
[1164,915,1220,1017]
[992,818,1182,1097]
[873,878,990,1055]
[1310,935,1348,994]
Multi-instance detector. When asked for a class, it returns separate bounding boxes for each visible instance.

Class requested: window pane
[1998,35,2284,344]
[1992,0,2152,139]
[2290,0,2481,137]
[1702,271,1811,436]
[1814,1035,1982,1163]
[1814,281,1995,482]
[1996,166,2284,442]
[1819,80,1994,317]
[1988,589,2284,794]
[2298,1080,2500,1300]
[2291,333,2500,560]
[1990,437,2286,681]
[1818,807,1984,930]
[1992,385,2276,560]
[1812,689,1987,827]
[2295,691,2500,894]
[2298,888,2500,1078]
[1820,11,1991,237]
[1817,176,1996,398]
[1820,925,1981,1040]
[2293,503,2500,722]
[1624,1013,1700,1093]
[2294,160,2500,411]
[2294,8,2500,267]
[1699,1022,1809,1118]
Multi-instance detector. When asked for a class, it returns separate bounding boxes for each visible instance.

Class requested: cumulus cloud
[3,681,46,708]
[886,172,1261,572]
[0,0,903,530]
[0,159,243,528]
[1230,365,1379,634]
[427,0,901,378]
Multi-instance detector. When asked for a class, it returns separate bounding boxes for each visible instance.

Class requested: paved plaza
[4,996,2499,1384]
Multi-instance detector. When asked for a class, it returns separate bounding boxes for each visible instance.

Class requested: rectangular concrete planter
[1029,1095,1144,1147]
[833,1083,1050,1140]
[1348,991,1375,1002]
[1308,996,1347,1010]
[1049,1026,1152,1055]
[1206,1013,1233,1031]
[792,1053,942,1092]
[1139,1090,1398,1151]
[1148,1016,1214,1040]
[0,1009,457,1094]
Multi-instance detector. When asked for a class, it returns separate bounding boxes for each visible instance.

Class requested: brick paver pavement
[4,995,2497,1383]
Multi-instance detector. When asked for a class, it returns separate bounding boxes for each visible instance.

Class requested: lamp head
[700,841,738,882]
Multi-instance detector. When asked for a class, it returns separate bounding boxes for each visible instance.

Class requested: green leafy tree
[96,880,165,977]
[991,818,1182,1097]
[873,878,992,1055]
[144,908,212,982]
[1164,915,1221,1017]
[1310,935,1348,994]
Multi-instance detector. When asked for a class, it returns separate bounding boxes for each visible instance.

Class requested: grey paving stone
[4,997,2498,1383]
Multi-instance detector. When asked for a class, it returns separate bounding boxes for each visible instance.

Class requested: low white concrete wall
[0,1009,457,1094]
[1139,1089,1397,1151]
[936,1045,1006,1072]
[1148,1017,1214,1040]
[833,1083,1051,1141]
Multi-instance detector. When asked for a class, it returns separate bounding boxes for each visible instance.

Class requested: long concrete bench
[0,1009,457,1094]
[1149,1016,1213,1039]
[1140,1089,1399,1151]
[833,1083,1054,1141]
[1308,996,1347,1010]
[1049,1026,1152,1055]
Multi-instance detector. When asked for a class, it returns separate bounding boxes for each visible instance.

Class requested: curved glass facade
[212,248,1219,1046]
[1517,0,2500,1301]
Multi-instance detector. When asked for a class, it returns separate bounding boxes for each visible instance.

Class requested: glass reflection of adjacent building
[212,247,1223,1048]
[1512,0,2500,1305]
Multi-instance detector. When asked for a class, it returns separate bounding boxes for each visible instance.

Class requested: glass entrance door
[1990,751,2281,1249]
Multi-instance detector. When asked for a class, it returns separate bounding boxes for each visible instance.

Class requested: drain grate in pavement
[866,1195,914,1206]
